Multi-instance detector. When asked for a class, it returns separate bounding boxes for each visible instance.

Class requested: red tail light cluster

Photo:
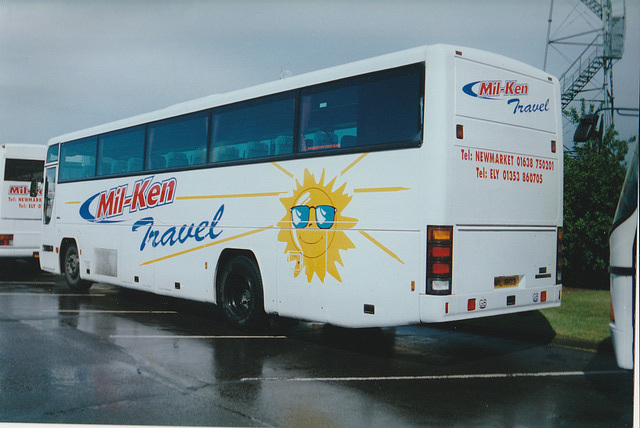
[0,234,14,246]
[427,226,453,295]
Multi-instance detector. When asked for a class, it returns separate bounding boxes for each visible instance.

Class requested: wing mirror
[29,178,39,198]
[573,113,603,143]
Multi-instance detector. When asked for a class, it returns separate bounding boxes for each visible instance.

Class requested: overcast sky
[0,0,638,149]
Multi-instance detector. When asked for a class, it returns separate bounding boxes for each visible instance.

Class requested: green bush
[563,105,633,289]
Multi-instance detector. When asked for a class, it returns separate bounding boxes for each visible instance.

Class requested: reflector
[467,299,476,311]
[610,303,615,322]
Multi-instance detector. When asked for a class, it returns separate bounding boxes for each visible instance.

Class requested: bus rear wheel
[219,255,266,329]
[63,245,93,292]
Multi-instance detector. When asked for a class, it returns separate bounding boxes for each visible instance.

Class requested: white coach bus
[0,144,46,260]
[39,45,563,328]
[609,143,638,370]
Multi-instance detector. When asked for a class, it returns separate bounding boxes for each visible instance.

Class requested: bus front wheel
[63,245,93,292]
[219,256,266,329]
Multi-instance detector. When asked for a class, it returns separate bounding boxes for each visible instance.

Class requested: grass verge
[540,288,611,345]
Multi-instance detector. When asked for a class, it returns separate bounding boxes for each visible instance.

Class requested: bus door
[40,146,59,273]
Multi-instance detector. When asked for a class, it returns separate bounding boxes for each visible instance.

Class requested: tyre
[64,244,93,292]
[219,256,266,329]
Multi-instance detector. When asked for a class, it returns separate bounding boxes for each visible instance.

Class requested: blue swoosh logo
[462,81,498,100]
[79,192,123,223]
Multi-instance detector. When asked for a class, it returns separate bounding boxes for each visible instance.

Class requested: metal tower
[544,0,626,131]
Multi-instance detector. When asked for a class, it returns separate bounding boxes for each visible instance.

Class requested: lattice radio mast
[544,0,626,132]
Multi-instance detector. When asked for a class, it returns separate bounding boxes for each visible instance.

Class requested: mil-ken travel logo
[79,175,177,223]
[463,79,550,115]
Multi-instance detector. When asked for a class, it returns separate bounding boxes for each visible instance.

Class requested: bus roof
[47,44,556,146]
[1,143,47,160]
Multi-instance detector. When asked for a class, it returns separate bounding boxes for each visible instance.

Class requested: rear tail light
[427,226,453,295]
[0,234,13,246]
[556,227,562,284]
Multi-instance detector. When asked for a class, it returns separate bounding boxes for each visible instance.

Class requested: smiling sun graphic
[277,168,357,282]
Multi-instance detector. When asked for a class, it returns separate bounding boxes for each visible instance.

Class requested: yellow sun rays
[277,168,357,282]
[140,157,409,274]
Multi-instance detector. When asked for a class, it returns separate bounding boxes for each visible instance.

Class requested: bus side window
[167,152,189,168]
[341,135,358,148]
[246,141,269,159]
[97,126,145,177]
[213,146,240,162]
[297,63,423,153]
[147,111,208,171]
[46,144,59,164]
[299,85,356,152]
[211,92,295,163]
[59,137,97,182]
[274,135,293,155]
[127,158,143,172]
[191,150,206,166]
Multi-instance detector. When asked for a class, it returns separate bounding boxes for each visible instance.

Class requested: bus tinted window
[299,64,423,152]
[59,137,97,182]
[147,111,209,170]
[613,144,638,226]
[46,144,59,163]
[98,126,145,176]
[4,159,44,181]
[211,93,295,162]
[55,65,423,180]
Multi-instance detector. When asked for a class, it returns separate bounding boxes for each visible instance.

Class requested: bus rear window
[4,159,44,182]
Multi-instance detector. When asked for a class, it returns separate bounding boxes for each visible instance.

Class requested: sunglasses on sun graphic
[290,205,337,229]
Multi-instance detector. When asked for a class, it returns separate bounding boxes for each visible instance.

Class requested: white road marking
[110,335,288,339]
[0,282,56,286]
[0,293,105,296]
[43,309,178,314]
[240,370,626,382]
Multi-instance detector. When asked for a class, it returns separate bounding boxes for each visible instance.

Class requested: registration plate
[494,275,519,289]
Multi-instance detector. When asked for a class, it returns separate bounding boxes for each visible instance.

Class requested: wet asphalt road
[0,260,634,427]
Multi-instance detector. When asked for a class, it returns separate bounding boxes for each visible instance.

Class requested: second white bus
[39,45,563,328]
[0,144,46,261]
[609,142,638,370]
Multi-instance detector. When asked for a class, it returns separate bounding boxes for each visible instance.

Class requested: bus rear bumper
[419,284,562,323]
